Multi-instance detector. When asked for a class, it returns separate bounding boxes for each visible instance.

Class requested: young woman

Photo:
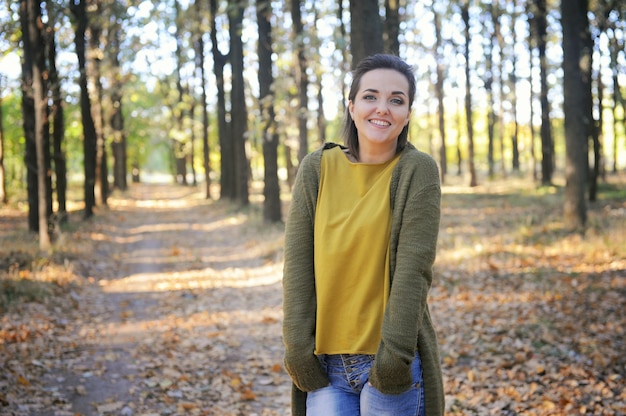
[282,54,444,416]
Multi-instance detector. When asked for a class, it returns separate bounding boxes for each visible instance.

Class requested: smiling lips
[369,119,391,127]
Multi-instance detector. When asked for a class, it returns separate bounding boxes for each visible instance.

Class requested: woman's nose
[376,102,389,114]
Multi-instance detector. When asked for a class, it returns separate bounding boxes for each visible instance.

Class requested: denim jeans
[306,352,425,416]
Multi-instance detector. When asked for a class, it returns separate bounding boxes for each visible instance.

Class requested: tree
[349,0,383,67]
[384,0,400,55]
[0,75,6,205]
[534,0,555,185]
[209,0,231,200]
[20,0,53,238]
[194,0,211,199]
[257,0,281,222]
[46,0,68,224]
[25,0,51,250]
[562,0,590,230]
[109,17,127,191]
[432,3,447,183]
[228,0,249,205]
[462,1,477,187]
[71,0,98,219]
[290,0,309,162]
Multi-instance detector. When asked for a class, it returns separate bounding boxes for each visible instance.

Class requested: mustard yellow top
[313,146,400,354]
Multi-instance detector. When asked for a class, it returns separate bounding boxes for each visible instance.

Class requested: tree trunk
[432,5,447,183]
[610,35,623,174]
[0,75,7,205]
[210,0,232,200]
[485,3,496,179]
[510,0,520,172]
[193,1,211,199]
[174,0,188,186]
[20,0,39,231]
[536,0,554,185]
[462,1,477,187]
[47,4,67,224]
[257,0,281,223]
[26,0,51,251]
[109,21,127,191]
[349,0,383,67]
[88,23,108,206]
[562,0,590,231]
[384,0,400,55]
[290,0,309,162]
[71,0,97,219]
[229,0,249,205]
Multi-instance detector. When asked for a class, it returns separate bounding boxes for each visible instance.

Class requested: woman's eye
[363,95,376,101]
[391,98,405,105]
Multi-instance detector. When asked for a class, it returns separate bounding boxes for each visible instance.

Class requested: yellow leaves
[17,375,30,386]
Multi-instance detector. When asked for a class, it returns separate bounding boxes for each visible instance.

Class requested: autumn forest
[0,0,625,414]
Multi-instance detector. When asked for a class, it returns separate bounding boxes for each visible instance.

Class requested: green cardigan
[282,142,444,416]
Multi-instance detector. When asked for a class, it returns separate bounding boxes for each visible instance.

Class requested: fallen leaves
[2,178,625,415]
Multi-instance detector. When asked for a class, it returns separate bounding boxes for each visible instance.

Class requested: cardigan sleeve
[369,151,442,395]
[282,152,330,393]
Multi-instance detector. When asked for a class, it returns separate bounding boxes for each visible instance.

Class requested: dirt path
[38,184,291,415]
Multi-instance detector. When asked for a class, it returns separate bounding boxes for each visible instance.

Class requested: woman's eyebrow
[362,88,407,96]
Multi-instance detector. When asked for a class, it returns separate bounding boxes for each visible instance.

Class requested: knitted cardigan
[282,142,444,416]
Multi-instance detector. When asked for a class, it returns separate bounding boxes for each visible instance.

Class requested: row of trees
[0,0,624,252]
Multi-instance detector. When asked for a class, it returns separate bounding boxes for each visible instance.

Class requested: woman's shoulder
[399,143,439,171]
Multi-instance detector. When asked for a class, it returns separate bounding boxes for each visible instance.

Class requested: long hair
[341,54,416,160]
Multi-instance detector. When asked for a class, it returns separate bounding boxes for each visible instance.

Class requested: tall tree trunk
[194,0,211,199]
[229,0,249,205]
[485,3,496,179]
[432,5,447,183]
[562,0,590,231]
[290,0,309,162]
[536,0,554,185]
[349,0,383,67]
[527,9,538,180]
[589,57,602,201]
[109,21,127,191]
[174,0,188,185]
[384,0,400,55]
[257,0,281,223]
[0,75,7,205]
[510,0,520,172]
[88,23,108,205]
[462,1,477,187]
[21,0,39,231]
[71,0,97,219]
[46,3,67,224]
[610,35,623,174]
[27,0,51,251]
[210,0,231,200]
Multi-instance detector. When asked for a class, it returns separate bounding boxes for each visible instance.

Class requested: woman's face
[348,68,411,153]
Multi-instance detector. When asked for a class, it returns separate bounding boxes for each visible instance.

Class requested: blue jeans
[306,352,425,416]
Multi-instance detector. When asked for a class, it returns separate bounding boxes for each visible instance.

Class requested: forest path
[42,183,291,415]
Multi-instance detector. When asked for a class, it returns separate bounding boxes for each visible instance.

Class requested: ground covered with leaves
[1,175,625,416]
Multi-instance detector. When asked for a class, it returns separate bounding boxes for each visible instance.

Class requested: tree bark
[27,0,51,251]
[536,0,554,185]
[562,0,590,230]
[194,0,211,199]
[71,0,97,219]
[290,0,309,162]
[0,75,7,205]
[257,0,281,223]
[210,0,232,200]
[349,0,383,67]
[46,2,67,224]
[432,5,447,183]
[462,1,477,187]
[229,0,249,205]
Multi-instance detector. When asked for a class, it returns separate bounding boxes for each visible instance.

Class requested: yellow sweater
[314,146,399,354]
